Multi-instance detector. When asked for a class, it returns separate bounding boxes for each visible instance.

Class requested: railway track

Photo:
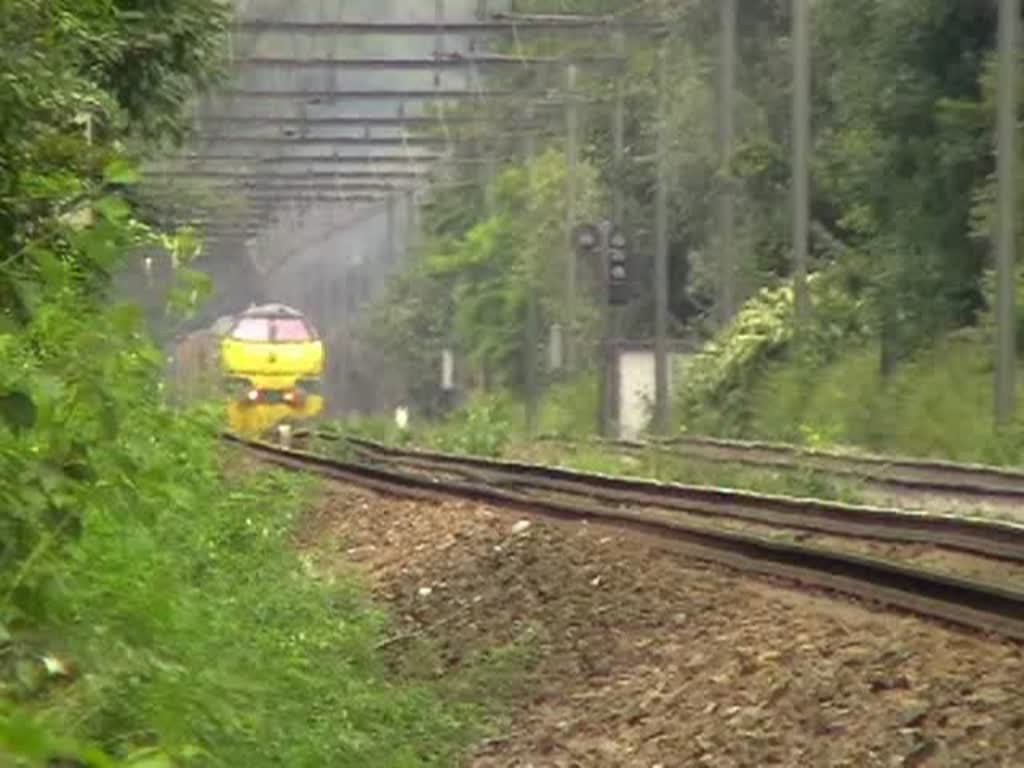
[590,433,1024,502]
[228,432,1024,642]
[344,436,1024,563]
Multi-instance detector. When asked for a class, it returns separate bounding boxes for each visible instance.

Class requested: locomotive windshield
[230,316,312,342]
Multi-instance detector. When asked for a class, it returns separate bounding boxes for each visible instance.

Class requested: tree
[370,149,602,407]
[0,0,228,319]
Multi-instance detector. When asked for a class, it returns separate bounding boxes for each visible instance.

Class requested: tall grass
[745,333,1024,464]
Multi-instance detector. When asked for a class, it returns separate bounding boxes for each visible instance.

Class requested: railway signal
[573,220,630,305]
[607,228,629,305]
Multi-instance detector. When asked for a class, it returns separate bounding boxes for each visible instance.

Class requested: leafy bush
[748,332,1024,464]
[1,1,477,763]
[676,266,873,436]
[430,391,515,458]
[369,149,604,409]
[537,374,599,439]
[0,284,474,765]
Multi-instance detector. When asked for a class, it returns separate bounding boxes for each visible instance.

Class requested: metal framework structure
[148,170,432,180]
[234,18,664,34]
[214,193,386,201]
[233,55,623,69]
[145,180,473,194]
[217,88,571,102]
[166,153,446,164]
[196,115,504,127]
[161,9,676,416]
[158,154,519,168]
[164,9,646,242]
[151,182,413,192]
[195,136,451,146]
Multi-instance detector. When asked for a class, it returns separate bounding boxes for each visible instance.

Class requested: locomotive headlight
[246,388,260,403]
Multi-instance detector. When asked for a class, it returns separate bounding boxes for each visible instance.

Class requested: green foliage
[0,1,478,764]
[504,0,1000,360]
[744,332,1024,465]
[677,267,873,436]
[0,0,228,301]
[381,0,1010,431]
[680,287,1024,465]
[678,283,794,436]
[537,374,599,439]
[370,149,602,410]
[0,285,473,766]
[364,260,454,418]
[431,392,515,458]
[814,0,993,344]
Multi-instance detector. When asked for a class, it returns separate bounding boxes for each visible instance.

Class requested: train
[172,303,325,436]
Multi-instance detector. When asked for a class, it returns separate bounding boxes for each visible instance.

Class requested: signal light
[572,223,600,254]
[607,227,629,306]
[574,222,630,306]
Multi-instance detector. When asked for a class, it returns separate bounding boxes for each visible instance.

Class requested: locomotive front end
[220,304,325,436]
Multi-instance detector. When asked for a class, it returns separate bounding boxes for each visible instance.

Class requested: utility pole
[385,195,396,265]
[718,0,737,325]
[525,107,540,436]
[996,0,1019,426]
[405,189,418,261]
[434,0,446,87]
[565,63,579,371]
[466,1,479,91]
[792,0,811,328]
[653,46,670,435]
[596,219,612,436]
[475,0,496,213]
[612,27,626,227]
[600,25,628,438]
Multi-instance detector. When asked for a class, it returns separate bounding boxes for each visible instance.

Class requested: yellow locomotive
[174,303,324,436]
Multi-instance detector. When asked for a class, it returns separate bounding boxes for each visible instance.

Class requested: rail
[344,436,1024,563]
[597,433,1024,499]
[227,433,1024,642]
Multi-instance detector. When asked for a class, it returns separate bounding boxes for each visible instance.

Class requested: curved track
[346,436,1024,563]
[229,433,1024,642]
[597,433,1024,502]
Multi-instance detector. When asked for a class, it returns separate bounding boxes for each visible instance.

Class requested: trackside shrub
[0,290,473,765]
[432,391,514,457]
[677,267,873,437]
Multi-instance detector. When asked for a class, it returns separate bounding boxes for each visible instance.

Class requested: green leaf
[98,392,119,440]
[103,157,141,185]
[110,302,141,335]
[0,390,36,433]
[28,247,67,288]
[0,708,50,759]
[125,747,175,767]
[94,195,132,222]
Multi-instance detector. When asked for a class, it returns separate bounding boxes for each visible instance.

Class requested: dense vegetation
[372,0,1024,463]
[0,2,473,765]
[5,0,1024,761]
[370,148,604,414]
